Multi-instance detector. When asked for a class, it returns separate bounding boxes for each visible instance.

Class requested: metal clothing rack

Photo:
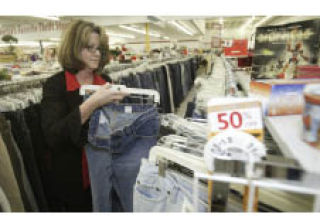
[0,74,51,96]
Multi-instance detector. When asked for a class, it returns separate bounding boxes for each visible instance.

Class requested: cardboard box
[249,79,320,116]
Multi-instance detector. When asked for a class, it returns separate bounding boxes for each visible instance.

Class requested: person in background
[40,20,127,212]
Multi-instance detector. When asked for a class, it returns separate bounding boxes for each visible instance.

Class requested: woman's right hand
[89,84,129,109]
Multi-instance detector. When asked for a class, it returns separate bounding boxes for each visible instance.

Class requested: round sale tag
[204,130,266,171]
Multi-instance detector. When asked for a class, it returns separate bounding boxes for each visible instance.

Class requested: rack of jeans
[104,56,202,114]
[0,76,52,212]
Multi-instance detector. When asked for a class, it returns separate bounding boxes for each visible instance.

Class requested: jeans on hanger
[133,159,208,212]
[184,60,193,91]
[190,58,197,82]
[85,103,160,212]
[138,71,156,90]
[155,67,171,113]
[180,63,188,98]
[168,63,183,108]
[164,65,175,113]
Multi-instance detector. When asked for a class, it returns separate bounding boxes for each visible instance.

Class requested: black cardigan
[40,71,111,211]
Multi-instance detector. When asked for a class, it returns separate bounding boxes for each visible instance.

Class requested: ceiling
[1,15,320,45]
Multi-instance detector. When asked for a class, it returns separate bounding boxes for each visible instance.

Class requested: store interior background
[1,16,320,59]
[1,14,320,213]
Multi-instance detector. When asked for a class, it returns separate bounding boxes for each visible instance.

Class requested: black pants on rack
[0,114,39,212]
[4,110,48,211]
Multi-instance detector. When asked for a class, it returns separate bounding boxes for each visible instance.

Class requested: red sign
[224,39,248,56]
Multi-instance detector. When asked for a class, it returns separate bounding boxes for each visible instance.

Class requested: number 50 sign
[207,98,264,141]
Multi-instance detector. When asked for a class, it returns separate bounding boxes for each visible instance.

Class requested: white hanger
[80,84,160,104]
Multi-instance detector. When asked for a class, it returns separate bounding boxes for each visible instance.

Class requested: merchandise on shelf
[303,84,320,149]
[250,79,320,116]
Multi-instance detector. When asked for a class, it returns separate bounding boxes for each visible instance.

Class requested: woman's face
[81,32,101,70]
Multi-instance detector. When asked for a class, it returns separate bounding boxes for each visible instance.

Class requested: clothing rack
[0,74,51,96]
[108,56,199,81]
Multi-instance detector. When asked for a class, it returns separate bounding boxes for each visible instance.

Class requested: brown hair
[58,20,109,74]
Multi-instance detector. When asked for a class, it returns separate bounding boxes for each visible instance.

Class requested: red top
[65,71,106,190]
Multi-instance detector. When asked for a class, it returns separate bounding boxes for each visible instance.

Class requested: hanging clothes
[85,102,160,212]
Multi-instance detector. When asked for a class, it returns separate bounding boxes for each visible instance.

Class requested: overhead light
[119,25,161,37]
[254,16,272,27]
[163,36,170,40]
[106,32,135,39]
[168,21,193,36]
[32,16,60,21]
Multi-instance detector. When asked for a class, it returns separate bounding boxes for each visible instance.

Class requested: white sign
[208,107,263,132]
[207,98,263,134]
[204,130,266,171]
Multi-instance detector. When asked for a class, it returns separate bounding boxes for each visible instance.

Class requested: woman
[41,20,127,212]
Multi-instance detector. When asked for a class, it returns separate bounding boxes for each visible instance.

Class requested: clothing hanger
[80,84,160,104]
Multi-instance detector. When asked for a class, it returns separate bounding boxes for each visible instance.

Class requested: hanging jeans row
[108,57,200,114]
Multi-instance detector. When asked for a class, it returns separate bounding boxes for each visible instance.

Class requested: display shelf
[149,145,316,211]
[265,115,320,174]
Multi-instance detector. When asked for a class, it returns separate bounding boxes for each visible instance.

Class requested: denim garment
[86,104,160,212]
[168,63,182,108]
[155,67,171,113]
[184,60,193,90]
[180,63,188,98]
[164,65,175,113]
[133,159,208,212]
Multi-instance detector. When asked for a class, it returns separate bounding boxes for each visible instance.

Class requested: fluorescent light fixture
[254,16,272,27]
[168,21,193,36]
[163,36,170,40]
[32,16,60,21]
[119,25,161,37]
[107,32,135,39]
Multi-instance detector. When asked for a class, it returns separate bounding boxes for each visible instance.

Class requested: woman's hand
[79,83,129,124]
[89,84,129,109]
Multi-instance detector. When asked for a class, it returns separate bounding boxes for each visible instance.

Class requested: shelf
[149,146,316,211]
[265,115,320,174]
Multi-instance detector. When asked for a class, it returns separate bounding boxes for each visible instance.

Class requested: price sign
[207,98,264,141]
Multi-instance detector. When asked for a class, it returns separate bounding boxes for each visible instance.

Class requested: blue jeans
[85,104,160,212]
[133,159,208,212]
